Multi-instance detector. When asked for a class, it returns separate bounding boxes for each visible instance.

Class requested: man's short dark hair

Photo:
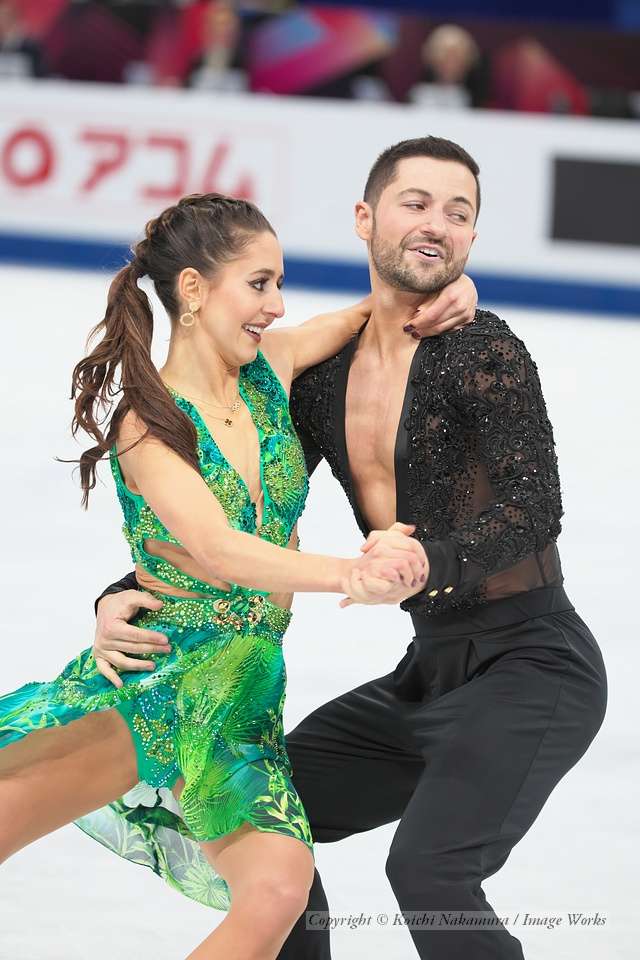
[364,136,481,221]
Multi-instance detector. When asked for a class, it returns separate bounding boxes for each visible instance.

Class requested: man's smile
[406,244,446,264]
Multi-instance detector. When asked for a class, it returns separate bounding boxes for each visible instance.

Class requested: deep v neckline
[167,366,268,530]
[336,327,426,536]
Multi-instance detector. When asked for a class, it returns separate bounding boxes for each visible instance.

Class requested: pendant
[225,418,233,427]
[230,399,241,412]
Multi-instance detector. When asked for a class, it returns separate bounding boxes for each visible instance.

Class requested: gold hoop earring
[179,301,199,328]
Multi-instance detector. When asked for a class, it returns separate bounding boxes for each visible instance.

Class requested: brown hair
[363,136,481,220]
[69,192,275,507]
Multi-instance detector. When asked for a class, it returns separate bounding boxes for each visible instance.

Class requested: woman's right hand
[94,590,171,689]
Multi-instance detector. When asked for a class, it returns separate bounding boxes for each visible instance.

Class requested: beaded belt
[139,591,292,635]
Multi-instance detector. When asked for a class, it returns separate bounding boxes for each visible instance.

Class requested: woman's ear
[177,267,201,306]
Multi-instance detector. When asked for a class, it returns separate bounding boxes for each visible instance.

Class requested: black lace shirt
[290,309,564,616]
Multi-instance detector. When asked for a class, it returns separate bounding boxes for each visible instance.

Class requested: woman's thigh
[0,708,138,859]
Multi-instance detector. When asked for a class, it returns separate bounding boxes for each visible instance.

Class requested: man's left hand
[405,273,477,339]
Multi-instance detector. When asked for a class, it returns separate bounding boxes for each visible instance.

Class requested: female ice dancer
[0,193,475,959]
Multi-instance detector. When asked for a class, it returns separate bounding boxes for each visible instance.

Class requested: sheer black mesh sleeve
[413,326,563,604]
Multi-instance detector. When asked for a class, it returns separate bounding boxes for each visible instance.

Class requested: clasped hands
[340,522,429,608]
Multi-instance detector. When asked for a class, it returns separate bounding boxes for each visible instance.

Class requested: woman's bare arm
[117,413,424,596]
[260,297,371,390]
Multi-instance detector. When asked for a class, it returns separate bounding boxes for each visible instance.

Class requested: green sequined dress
[0,351,312,910]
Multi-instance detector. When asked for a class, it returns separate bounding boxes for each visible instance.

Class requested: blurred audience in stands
[0,1,636,120]
[492,37,588,115]
[409,24,490,109]
[186,0,247,92]
[298,57,391,102]
[45,1,143,83]
[0,0,46,78]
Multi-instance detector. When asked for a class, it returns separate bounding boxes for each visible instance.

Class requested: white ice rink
[0,264,638,959]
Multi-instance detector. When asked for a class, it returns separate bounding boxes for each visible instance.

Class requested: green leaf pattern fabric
[0,352,312,910]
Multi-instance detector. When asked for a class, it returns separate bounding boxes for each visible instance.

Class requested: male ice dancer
[95,138,607,959]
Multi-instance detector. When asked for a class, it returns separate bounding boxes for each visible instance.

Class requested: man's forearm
[94,570,139,615]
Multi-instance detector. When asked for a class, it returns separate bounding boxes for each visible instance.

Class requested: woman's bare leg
[0,709,138,862]
[186,824,315,960]
[1,722,314,959]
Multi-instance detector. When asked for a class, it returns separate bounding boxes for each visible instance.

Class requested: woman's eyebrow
[249,268,284,281]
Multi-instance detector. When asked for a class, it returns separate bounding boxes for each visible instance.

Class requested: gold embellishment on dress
[211,594,266,631]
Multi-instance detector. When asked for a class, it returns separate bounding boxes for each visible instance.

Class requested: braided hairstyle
[70,193,275,507]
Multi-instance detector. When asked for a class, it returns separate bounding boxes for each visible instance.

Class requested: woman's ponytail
[70,253,198,508]
[68,192,274,507]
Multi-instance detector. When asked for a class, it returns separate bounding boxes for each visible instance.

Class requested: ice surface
[0,265,637,958]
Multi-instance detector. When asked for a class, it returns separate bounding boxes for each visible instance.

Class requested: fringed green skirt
[0,592,313,910]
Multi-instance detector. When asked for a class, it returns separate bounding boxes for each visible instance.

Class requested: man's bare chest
[344,347,418,482]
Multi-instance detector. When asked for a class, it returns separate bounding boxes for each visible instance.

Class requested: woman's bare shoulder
[115,408,149,452]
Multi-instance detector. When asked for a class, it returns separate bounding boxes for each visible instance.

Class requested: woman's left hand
[339,522,429,608]
[404,273,478,339]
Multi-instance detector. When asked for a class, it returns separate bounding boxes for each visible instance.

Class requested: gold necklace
[165,383,242,427]
[203,411,235,428]
[178,389,241,412]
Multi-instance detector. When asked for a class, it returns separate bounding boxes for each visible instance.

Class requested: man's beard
[370,227,466,294]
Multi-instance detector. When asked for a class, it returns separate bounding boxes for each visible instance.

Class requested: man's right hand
[339,523,428,607]
[94,590,171,689]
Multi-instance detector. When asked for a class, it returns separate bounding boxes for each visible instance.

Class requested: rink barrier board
[0,229,638,319]
[1,83,638,299]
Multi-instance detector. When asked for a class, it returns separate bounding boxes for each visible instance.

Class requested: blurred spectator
[302,58,391,101]
[589,86,634,119]
[409,24,489,109]
[238,1,293,9]
[186,0,247,92]
[492,38,589,114]
[105,1,167,38]
[237,0,295,15]
[0,0,46,79]
[45,1,143,83]
[106,2,173,85]
[248,5,397,100]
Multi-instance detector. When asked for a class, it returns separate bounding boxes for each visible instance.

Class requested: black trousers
[278,586,607,959]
